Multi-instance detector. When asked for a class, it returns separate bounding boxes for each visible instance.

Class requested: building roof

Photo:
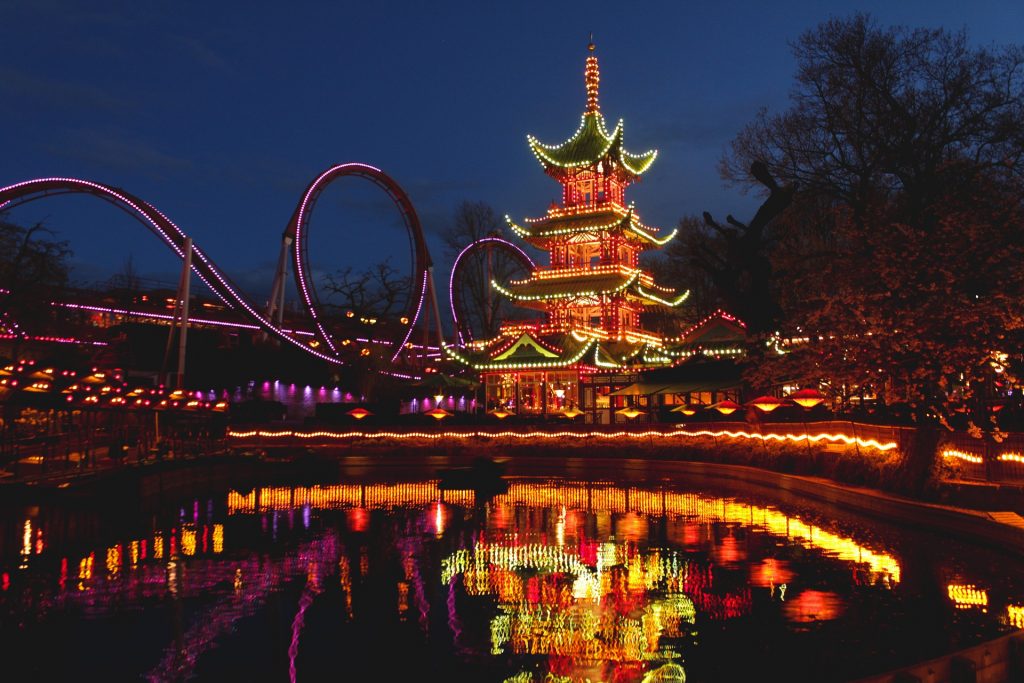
[506,208,676,247]
[527,112,657,177]
[491,269,688,308]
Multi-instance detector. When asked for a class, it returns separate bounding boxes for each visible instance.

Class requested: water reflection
[1,476,1022,681]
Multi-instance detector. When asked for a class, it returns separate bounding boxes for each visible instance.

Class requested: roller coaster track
[0,164,439,366]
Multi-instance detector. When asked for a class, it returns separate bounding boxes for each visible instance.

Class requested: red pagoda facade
[447,44,688,418]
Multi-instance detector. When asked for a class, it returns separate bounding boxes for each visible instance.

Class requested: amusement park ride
[0,43,740,406]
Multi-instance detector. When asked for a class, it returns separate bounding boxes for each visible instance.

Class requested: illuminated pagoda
[448,43,687,419]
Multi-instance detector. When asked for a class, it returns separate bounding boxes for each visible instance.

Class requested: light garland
[227,426,899,454]
[941,449,984,465]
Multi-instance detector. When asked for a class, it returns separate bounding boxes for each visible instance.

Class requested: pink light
[448,236,535,345]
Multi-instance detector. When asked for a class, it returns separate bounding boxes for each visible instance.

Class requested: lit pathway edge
[227,423,899,454]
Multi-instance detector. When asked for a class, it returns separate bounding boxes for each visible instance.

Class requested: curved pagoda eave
[505,211,678,248]
[527,112,657,178]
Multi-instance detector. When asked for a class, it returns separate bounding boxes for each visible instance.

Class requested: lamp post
[787,388,826,456]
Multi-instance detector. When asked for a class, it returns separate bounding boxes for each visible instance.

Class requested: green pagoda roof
[491,269,689,308]
[528,112,657,176]
[506,207,677,246]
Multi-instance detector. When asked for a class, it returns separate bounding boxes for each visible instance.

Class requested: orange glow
[489,408,514,419]
[671,404,698,415]
[347,407,372,420]
[560,406,583,419]
[425,408,452,421]
[750,558,795,587]
[748,395,785,412]
[711,400,741,415]
[227,426,900,453]
[785,590,844,622]
[789,388,825,409]
[616,406,643,419]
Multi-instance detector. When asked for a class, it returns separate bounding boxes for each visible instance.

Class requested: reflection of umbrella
[615,406,643,419]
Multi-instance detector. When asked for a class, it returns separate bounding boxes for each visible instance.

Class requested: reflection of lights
[948,583,988,609]
[750,558,795,588]
[1007,604,1024,629]
[20,519,31,562]
[615,406,643,419]
[106,545,122,575]
[153,532,165,559]
[425,408,452,421]
[182,526,197,556]
[347,407,372,420]
[212,524,224,553]
[434,501,446,537]
[785,590,844,622]
[561,406,584,419]
[233,480,901,585]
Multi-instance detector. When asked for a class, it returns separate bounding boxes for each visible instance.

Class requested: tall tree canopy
[717,14,1024,488]
[0,215,72,347]
[442,201,534,342]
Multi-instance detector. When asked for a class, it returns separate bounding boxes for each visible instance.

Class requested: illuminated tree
[724,14,1024,492]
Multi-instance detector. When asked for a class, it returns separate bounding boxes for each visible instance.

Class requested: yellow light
[789,388,825,409]
[711,400,741,415]
[489,409,514,419]
[347,407,372,420]
[748,395,785,412]
[671,404,697,416]
[616,406,643,419]
[346,310,355,318]
[561,406,583,419]
[434,393,445,405]
[426,408,452,421]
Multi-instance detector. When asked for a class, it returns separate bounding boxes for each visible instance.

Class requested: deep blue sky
[2,0,1021,306]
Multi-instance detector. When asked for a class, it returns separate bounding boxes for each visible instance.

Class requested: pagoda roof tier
[444,329,673,372]
[492,268,689,308]
[528,112,657,177]
[506,207,677,248]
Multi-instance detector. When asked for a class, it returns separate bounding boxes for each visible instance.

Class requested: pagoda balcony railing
[519,263,644,280]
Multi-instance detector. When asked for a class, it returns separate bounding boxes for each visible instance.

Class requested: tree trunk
[899,424,941,497]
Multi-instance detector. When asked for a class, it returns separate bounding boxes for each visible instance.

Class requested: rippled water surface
[1,457,1022,682]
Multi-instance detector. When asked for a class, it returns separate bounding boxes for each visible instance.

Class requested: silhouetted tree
[723,14,1024,493]
[322,258,411,320]
[442,201,534,341]
[0,215,73,357]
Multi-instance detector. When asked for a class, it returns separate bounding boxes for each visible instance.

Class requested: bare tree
[443,201,534,341]
[322,258,411,319]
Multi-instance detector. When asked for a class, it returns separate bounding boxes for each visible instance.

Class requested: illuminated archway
[448,236,535,345]
[284,163,433,362]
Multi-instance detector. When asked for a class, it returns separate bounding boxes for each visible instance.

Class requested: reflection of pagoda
[447,43,687,417]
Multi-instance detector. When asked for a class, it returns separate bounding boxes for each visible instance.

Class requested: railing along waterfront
[227,420,1024,485]
[228,420,906,455]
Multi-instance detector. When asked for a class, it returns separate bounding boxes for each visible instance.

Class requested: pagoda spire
[585,39,600,114]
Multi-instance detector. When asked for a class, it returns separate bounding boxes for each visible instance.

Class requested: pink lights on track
[0,167,433,367]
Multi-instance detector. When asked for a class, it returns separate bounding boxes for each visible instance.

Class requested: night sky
[2,0,1021,306]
